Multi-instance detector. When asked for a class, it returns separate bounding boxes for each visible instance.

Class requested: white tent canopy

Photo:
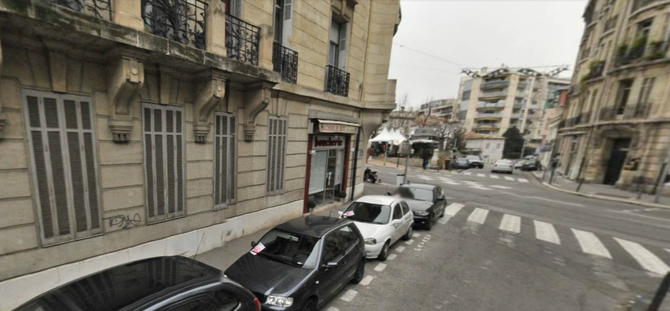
[370,128,407,145]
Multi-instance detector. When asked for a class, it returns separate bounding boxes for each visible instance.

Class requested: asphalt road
[319,164,670,311]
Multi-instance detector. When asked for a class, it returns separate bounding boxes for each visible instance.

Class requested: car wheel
[302,298,317,311]
[425,218,433,231]
[402,226,412,241]
[440,209,445,218]
[378,242,390,261]
[351,260,365,284]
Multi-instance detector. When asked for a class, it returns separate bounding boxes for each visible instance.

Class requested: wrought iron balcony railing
[579,112,592,124]
[479,91,507,98]
[599,106,617,121]
[44,0,112,21]
[141,0,207,50]
[623,102,650,119]
[226,14,260,65]
[325,65,350,97]
[480,80,509,90]
[585,62,605,81]
[272,42,298,84]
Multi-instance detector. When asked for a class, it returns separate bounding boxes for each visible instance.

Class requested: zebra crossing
[440,202,670,277]
[413,172,531,184]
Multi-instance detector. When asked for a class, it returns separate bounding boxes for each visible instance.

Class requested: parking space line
[360,275,374,286]
[387,253,398,261]
[396,246,406,253]
[374,263,387,272]
[340,289,358,302]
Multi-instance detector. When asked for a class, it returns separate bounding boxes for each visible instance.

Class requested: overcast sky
[388,0,588,108]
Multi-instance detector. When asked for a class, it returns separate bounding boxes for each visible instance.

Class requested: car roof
[354,195,398,205]
[399,183,436,190]
[15,256,225,311]
[275,216,351,238]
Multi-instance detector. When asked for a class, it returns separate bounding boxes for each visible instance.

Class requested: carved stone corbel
[243,81,275,142]
[193,70,228,143]
[106,51,145,142]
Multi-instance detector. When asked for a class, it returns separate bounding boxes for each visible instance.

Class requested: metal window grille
[43,0,112,21]
[214,112,237,208]
[225,14,260,65]
[143,103,185,223]
[272,42,298,84]
[267,116,287,193]
[141,0,207,50]
[24,90,102,245]
[325,65,350,97]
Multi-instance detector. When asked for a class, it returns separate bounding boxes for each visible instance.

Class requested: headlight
[364,238,377,245]
[414,211,430,216]
[265,295,293,307]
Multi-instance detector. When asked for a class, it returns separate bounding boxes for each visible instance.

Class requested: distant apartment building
[456,68,570,148]
[557,0,670,190]
[418,99,457,119]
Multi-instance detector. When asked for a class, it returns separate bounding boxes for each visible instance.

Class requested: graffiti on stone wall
[107,213,142,229]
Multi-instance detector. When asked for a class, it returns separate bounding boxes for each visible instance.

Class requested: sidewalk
[531,171,670,209]
[196,202,346,273]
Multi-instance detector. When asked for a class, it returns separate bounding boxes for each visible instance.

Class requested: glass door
[324,150,338,204]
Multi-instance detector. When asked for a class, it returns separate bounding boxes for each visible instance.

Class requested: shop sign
[319,123,358,134]
[314,135,345,149]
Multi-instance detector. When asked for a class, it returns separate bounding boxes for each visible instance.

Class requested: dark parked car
[391,184,447,230]
[225,216,366,311]
[521,158,540,171]
[452,158,471,169]
[466,155,484,168]
[15,256,260,311]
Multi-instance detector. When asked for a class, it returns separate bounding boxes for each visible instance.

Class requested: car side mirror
[251,241,257,248]
[386,192,392,196]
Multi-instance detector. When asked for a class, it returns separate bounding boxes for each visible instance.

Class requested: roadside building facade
[456,68,570,150]
[0,0,399,308]
[418,98,457,119]
[557,0,670,190]
[464,134,505,164]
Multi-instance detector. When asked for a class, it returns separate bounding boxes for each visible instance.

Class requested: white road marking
[437,216,451,225]
[467,208,489,224]
[518,178,529,183]
[490,175,500,179]
[463,172,472,176]
[499,191,585,207]
[396,246,405,253]
[666,249,670,254]
[533,220,561,244]
[445,203,464,216]
[412,233,420,238]
[504,176,515,181]
[614,238,670,276]
[444,181,461,185]
[571,229,612,258]
[417,175,434,181]
[405,239,414,245]
[360,275,374,286]
[387,253,398,261]
[327,308,340,311]
[477,173,486,177]
[499,214,521,233]
[340,289,358,302]
[374,263,387,272]
[490,185,512,189]
[469,186,491,190]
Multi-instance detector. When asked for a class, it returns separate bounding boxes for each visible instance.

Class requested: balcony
[479,91,508,100]
[474,123,500,129]
[142,0,208,50]
[600,103,650,121]
[480,80,510,90]
[517,81,528,89]
[325,65,350,97]
[475,113,503,119]
[226,14,260,65]
[273,42,298,84]
[579,112,592,124]
[476,102,506,109]
[511,113,522,119]
[44,0,112,20]
[584,61,605,81]
[615,39,667,67]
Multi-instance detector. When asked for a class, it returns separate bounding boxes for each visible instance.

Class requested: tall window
[143,103,185,222]
[328,18,348,69]
[615,79,633,114]
[214,112,236,208]
[637,19,653,39]
[267,116,287,193]
[274,0,283,43]
[223,0,241,17]
[24,90,101,244]
[637,77,655,104]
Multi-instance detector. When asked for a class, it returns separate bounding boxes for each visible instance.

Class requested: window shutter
[338,23,348,70]
[214,112,236,208]
[282,0,293,46]
[267,116,287,193]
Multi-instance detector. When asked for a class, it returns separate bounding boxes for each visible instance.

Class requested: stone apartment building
[0,0,399,308]
[558,0,670,189]
[455,68,569,149]
[418,98,457,120]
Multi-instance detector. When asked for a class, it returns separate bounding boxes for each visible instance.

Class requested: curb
[531,173,670,210]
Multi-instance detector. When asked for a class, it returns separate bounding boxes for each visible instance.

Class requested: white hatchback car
[340,195,413,261]
[493,159,514,174]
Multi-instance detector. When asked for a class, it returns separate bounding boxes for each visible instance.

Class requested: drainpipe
[350,126,361,201]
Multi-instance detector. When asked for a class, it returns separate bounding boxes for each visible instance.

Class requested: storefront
[304,119,358,210]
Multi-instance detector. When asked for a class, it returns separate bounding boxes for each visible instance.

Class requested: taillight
[254,297,261,311]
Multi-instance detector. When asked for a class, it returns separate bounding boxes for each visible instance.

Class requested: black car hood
[225,252,314,297]
[404,199,433,211]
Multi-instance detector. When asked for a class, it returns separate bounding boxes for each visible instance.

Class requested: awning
[317,119,360,134]
[410,139,439,144]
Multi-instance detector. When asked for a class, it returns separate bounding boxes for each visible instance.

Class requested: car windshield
[497,160,512,165]
[395,187,433,202]
[343,202,391,224]
[256,230,321,269]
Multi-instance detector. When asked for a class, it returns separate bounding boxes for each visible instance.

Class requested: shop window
[143,103,185,222]
[267,116,287,193]
[214,112,237,208]
[24,90,102,244]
